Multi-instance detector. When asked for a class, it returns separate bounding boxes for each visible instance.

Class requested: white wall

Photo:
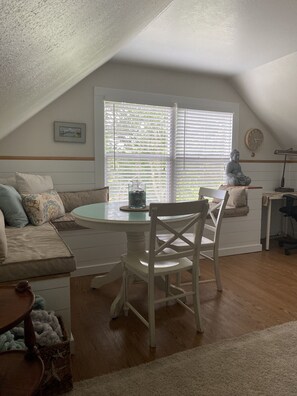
[0,61,280,161]
[232,52,297,148]
[0,61,288,246]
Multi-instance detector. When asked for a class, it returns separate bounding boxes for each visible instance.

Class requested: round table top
[72,201,193,232]
[0,350,44,395]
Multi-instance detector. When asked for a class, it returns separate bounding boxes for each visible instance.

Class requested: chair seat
[123,253,193,278]
[157,234,214,251]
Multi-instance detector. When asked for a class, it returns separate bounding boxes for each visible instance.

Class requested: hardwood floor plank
[70,242,297,381]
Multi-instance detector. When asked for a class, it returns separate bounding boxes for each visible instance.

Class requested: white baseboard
[71,261,119,277]
[219,244,263,256]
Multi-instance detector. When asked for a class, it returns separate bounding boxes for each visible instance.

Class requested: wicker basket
[37,316,73,395]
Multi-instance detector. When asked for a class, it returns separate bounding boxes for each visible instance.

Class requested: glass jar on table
[128,180,146,209]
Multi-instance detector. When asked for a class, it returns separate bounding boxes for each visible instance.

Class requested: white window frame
[94,87,239,192]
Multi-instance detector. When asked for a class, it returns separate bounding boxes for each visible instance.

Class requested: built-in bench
[215,186,263,256]
[1,222,76,337]
[0,177,109,338]
[0,176,262,340]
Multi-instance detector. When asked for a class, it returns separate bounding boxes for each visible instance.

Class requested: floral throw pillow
[22,190,65,226]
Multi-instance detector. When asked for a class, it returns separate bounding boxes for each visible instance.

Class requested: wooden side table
[0,281,44,395]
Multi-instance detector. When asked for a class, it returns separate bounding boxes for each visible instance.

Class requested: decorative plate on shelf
[245,128,264,152]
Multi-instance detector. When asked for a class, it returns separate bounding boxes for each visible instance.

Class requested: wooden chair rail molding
[1,156,296,163]
[241,159,297,163]
[0,156,95,161]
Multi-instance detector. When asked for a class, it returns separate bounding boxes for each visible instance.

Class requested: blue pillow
[0,184,28,227]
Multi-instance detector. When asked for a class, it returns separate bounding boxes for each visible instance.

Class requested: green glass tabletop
[72,201,150,224]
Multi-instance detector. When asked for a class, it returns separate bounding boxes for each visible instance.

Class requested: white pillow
[16,172,54,194]
[0,209,8,263]
[0,175,18,190]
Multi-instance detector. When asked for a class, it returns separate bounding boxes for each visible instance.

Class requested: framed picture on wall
[54,121,86,143]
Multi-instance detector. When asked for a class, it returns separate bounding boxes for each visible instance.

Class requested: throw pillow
[0,175,18,190]
[16,172,54,194]
[58,187,109,213]
[22,190,65,226]
[214,185,247,208]
[227,187,247,208]
[0,209,8,263]
[0,184,29,227]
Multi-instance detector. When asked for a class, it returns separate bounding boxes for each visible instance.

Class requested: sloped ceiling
[2,0,297,147]
[232,53,297,147]
[113,0,297,148]
[114,0,297,76]
[0,0,172,140]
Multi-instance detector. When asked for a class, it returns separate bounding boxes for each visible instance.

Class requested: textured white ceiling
[0,0,172,140]
[2,0,297,147]
[114,0,297,75]
[113,0,297,147]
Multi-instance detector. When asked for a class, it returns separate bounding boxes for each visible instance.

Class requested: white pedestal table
[72,201,191,318]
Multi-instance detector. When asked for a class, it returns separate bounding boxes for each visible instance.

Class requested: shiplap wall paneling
[218,188,263,256]
[60,229,126,277]
[243,162,282,191]
[0,159,97,191]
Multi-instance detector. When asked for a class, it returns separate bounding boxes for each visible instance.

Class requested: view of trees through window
[104,100,233,202]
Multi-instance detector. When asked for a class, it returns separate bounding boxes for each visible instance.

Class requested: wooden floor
[70,241,297,382]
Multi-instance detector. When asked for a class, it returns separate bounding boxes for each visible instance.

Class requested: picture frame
[54,121,86,143]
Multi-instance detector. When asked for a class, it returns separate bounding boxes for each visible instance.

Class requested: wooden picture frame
[54,121,86,143]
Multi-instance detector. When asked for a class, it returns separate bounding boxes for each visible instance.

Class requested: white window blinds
[105,101,173,202]
[175,108,233,201]
[104,100,233,202]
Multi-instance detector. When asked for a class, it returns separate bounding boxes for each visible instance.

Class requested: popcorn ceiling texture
[0,0,172,139]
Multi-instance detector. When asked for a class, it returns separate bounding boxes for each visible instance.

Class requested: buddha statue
[226,149,251,186]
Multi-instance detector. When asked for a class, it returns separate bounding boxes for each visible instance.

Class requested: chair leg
[192,265,203,333]
[175,272,181,287]
[213,248,222,292]
[123,268,129,317]
[165,275,169,306]
[148,281,156,348]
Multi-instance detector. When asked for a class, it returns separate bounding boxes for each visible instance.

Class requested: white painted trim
[219,244,263,256]
[71,261,118,277]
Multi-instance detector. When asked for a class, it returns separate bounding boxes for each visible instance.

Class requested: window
[95,88,237,202]
[175,108,233,201]
[105,101,172,202]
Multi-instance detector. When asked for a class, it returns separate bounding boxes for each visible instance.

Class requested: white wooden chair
[122,199,209,348]
[157,187,229,291]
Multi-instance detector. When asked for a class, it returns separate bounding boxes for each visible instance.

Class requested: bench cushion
[51,213,86,232]
[58,187,109,213]
[223,206,249,217]
[209,203,249,218]
[0,223,76,282]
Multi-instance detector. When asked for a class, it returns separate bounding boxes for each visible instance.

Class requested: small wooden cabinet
[0,281,44,395]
